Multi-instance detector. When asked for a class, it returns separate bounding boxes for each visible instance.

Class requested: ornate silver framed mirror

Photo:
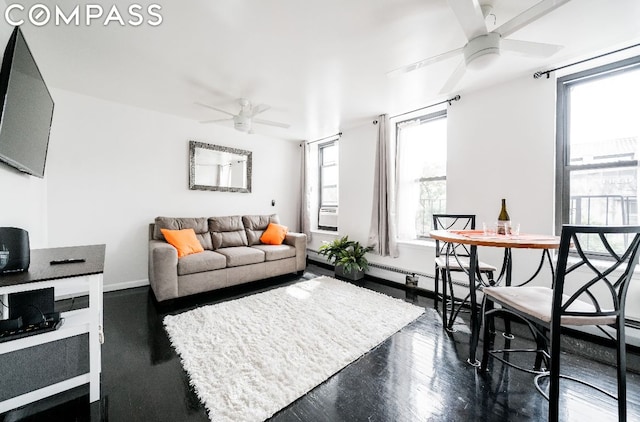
[189,141,252,193]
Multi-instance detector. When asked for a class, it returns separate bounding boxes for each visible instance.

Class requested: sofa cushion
[154,217,213,250]
[243,214,279,245]
[177,251,227,276]
[216,247,265,267]
[209,216,248,249]
[251,244,296,261]
[160,228,204,258]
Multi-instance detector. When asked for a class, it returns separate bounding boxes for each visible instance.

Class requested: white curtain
[299,142,312,239]
[219,164,231,187]
[368,114,399,257]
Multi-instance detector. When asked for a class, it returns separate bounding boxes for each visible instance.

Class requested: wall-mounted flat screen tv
[0,26,54,178]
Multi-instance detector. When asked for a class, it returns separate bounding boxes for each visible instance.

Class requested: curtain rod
[304,132,342,145]
[390,95,461,120]
[302,94,461,144]
[534,42,640,79]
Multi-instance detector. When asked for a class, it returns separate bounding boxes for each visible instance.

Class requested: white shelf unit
[0,272,103,414]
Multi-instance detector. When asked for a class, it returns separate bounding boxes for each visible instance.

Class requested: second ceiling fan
[390,0,571,93]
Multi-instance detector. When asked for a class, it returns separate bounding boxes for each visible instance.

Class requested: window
[317,140,339,231]
[395,110,447,239]
[319,141,338,208]
[556,56,640,254]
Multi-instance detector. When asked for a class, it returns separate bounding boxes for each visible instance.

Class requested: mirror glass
[189,141,252,192]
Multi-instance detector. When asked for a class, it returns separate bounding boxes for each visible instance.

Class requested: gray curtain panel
[299,142,312,239]
[368,114,398,257]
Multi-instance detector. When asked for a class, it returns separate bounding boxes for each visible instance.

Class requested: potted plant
[318,236,373,281]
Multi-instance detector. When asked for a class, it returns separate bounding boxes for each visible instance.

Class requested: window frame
[555,55,640,238]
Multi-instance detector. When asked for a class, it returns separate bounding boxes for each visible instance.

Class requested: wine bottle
[497,198,510,235]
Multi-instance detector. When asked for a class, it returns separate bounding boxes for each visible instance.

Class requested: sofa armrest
[148,240,179,301]
[284,232,307,271]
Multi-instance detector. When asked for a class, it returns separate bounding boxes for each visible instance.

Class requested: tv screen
[0,27,54,178]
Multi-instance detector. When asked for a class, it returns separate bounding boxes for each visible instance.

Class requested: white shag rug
[163,276,425,422]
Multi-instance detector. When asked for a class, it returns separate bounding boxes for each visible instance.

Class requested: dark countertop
[0,244,106,288]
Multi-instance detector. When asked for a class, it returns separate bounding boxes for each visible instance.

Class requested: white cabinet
[0,245,105,414]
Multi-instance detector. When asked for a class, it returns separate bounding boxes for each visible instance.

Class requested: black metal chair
[432,214,497,332]
[481,224,640,422]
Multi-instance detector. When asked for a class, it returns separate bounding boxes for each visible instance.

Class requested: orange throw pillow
[260,223,288,245]
[160,228,204,258]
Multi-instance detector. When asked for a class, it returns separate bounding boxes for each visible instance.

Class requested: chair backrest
[553,224,640,327]
[432,214,476,258]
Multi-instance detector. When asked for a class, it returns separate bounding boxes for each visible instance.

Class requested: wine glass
[482,222,496,236]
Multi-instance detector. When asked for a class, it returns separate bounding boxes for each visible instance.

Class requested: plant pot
[335,264,364,281]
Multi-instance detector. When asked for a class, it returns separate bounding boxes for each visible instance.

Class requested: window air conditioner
[318,207,338,230]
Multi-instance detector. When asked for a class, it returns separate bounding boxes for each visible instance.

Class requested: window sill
[396,238,436,249]
[566,254,640,276]
[311,229,340,236]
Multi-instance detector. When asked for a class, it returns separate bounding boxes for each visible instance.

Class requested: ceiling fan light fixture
[234,115,251,133]
[464,32,501,71]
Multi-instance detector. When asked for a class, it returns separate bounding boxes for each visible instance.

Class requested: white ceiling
[18,0,640,141]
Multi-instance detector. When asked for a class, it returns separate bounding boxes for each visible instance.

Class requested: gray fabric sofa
[148,214,307,301]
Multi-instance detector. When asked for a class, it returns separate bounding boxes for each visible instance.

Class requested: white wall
[45,89,301,289]
[447,75,556,232]
[446,73,558,284]
[0,165,48,247]
[338,122,377,242]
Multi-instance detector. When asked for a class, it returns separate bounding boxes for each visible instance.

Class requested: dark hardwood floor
[2,263,639,421]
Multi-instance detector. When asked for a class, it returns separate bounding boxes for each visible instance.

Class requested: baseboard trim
[308,258,436,299]
[103,279,149,293]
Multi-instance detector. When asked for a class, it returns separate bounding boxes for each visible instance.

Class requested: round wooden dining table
[429,229,562,366]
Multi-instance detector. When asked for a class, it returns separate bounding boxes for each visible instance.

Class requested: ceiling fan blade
[253,118,291,129]
[447,0,488,41]
[387,47,464,77]
[494,0,571,38]
[195,102,236,117]
[199,118,233,124]
[439,59,466,94]
[501,38,563,58]
[251,104,271,117]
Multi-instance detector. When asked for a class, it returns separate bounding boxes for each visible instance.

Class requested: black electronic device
[0,26,55,178]
[0,287,62,342]
[50,258,85,265]
[0,315,62,343]
[9,287,54,326]
[0,227,30,273]
[0,316,22,332]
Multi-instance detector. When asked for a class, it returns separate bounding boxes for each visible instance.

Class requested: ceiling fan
[197,98,290,134]
[389,0,570,93]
